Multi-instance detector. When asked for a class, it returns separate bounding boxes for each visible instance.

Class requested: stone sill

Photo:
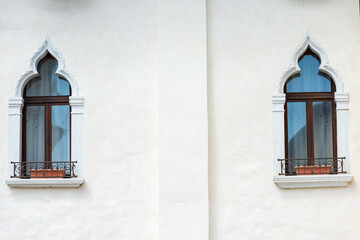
[273,174,352,189]
[5,178,84,188]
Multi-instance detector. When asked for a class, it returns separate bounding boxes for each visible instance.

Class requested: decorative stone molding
[276,32,343,94]
[69,96,84,114]
[5,178,84,188]
[7,36,84,188]
[335,92,349,110]
[8,98,24,116]
[273,174,352,189]
[15,35,79,97]
[272,94,286,112]
[272,33,351,188]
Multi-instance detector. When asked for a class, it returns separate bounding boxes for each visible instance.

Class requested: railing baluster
[10,161,78,178]
[278,157,346,176]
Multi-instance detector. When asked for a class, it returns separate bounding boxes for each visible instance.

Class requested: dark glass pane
[286,52,332,93]
[25,54,70,96]
[51,105,70,163]
[313,102,333,160]
[26,106,45,163]
[287,102,307,159]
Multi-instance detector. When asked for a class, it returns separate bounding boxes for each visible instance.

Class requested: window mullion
[45,104,52,163]
[22,106,26,164]
[332,100,338,170]
[307,100,314,164]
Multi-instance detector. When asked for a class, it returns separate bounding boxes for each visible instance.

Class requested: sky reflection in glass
[25,54,70,96]
[286,52,332,93]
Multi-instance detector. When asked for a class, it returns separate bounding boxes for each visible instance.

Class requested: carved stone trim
[273,174,352,189]
[5,178,84,188]
[272,94,286,112]
[277,32,343,94]
[8,36,84,182]
[8,97,24,116]
[14,35,79,97]
[335,92,349,110]
[69,96,84,115]
[273,33,350,188]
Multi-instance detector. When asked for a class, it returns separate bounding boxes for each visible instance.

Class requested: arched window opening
[22,53,73,178]
[273,34,351,188]
[25,54,70,96]
[284,49,340,175]
[285,50,333,93]
[6,37,84,187]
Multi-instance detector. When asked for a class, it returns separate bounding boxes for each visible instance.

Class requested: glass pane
[51,105,70,163]
[287,102,307,159]
[26,106,45,163]
[25,54,70,96]
[286,52,332,93]
[313,102,333,162]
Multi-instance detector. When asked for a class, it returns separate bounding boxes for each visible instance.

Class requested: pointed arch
[277,32,343,94]
[6,36,84,187]
[15,35,79,97]
[272,33,351,188]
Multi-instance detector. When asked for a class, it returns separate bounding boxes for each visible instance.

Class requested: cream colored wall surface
[208,0,360,240]
[0,0,359,239]
[0,0,158,239]
[158,1,209,239]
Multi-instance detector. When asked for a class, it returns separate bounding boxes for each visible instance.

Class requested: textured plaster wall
[207,0,360,240]
[158,1,209,239]
[0,0,158,239]
[0,0,359,240]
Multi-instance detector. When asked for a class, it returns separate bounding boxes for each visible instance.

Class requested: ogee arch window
[284,49,337,174]
[6,37,84,187]
[272,34,351,188]
[22,53,71,177]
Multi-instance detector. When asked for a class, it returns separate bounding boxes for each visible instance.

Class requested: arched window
[22,54,71,176]
[272,34,352,188]
[284,49,337,174]
[6,37,84,187]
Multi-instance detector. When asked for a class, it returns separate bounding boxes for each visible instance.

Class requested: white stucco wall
[158,1,209,239]
[0,0,158,239]
[208,0,360,240]
[0,0,359,240]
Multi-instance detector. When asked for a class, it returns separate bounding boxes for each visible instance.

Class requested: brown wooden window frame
[22,91,71,165]
[284,80,337,167]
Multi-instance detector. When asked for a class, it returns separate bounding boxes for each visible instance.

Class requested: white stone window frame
[272,33,352,189]
[6,36,84,188]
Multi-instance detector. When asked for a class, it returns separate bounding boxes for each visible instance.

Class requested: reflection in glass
[26,106,45,162]
[286,52,332,93]
[52,105,70,163]
[25,54,70,96]
[313,102,333,159]
[287,102,307,159]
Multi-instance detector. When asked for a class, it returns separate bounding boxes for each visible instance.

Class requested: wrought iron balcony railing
[10,161,77,179]
[278,157,346,176]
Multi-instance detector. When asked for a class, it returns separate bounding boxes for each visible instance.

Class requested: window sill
[5,178,84,188]
[273,174,352,189]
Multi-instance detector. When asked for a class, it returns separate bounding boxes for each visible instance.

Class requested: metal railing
[10,161,77,178]
[278,157,346,176]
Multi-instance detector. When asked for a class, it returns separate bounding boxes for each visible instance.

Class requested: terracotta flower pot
[29,169,65,178]
[294,165,331,175]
